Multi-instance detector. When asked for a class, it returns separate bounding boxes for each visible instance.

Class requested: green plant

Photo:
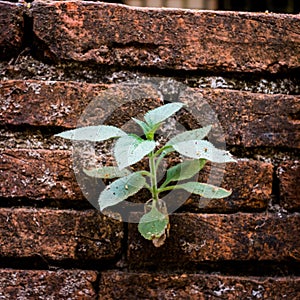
[55,103,236,247]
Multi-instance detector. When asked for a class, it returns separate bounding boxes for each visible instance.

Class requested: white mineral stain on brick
[213,282,235,296]
[36,168,56,188]
[25,82,42,94]
[251,285,265,298]
[180,240,206,253]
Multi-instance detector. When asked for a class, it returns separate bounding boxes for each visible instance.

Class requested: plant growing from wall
[55,103,236,247]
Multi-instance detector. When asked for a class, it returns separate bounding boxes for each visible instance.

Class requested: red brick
[0,269,97,299]
[0,208,123,261]
[0,2,24,60]
[179,89,300,148]
[1,81,298,148]
[0,149,84,201]
[0,80,107,128]
[128,213,300,267]
[31,2,300,73]
[184,160,273,212]
[0,80,160,128]
[100,271,300,300]
[0,149,272,212]
[278,161,300,211]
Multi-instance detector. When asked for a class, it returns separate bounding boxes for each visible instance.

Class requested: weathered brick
[1,80,299,148]
[0,269,97,299]
[31,2,300,73]
[185,160,273,212]
[0,149,84,200]
[0,80,107,128]
[99,271,300,300]
[0,148,272,212]
[0,80,160,128]
[128,213,300,268]
[0,208,123,261]
[278,161,300,211]
[0,2,24,60]
[179,88,300,148]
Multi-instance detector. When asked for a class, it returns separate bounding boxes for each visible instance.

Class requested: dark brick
[0,2,24,60]
[0,149,84,200]
[0,80,107,128]
[179,89,300,148]
[0,80,160,128]
[278,161,300,211]
[0,208,123,261]
[0,149,272,212]
[184,160,273,212]
[31,2,300,73]
[128,213,300,268]
[0,269,97,299]
[99,271,300,300]
[1,81,298,148]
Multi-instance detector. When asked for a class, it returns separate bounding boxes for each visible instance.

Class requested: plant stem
[138,170,152,177]
[157,185,178,193]
[149,151,159,204]
[154,145,173,170]
[143,182,152,192]
[153,145,172,157]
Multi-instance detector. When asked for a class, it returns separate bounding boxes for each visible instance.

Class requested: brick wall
[0,1,299,299]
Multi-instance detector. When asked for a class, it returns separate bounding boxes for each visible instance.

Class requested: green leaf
[144,102,183,126]
[177,182,232,198]
[145,122,163,140]
[83,166,131,179]
[114,135,156,169]
[161,159,206,188]
[99,172,146,210]
[172,140,236,163]
[132,118,151,135]
[132,118,161,140]
[161,125,212,156]
[138,206,169,240]
[167,125,212,146]
[55,125,126,142]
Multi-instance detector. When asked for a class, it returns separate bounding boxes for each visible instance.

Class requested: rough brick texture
[180,89,300,148]
[0,80,107,128]
[0,149,84,200]
[128,213,300,268]
[99,271,300,299]
[0,80,160,128]
[278,161,300,211]
[180,160,273,212]
[0,1,299,298]
[0,2,24,60]
[0,269,97,299]
[1,80,299,148]
[0,149,272,212]
[0,208,123,261]
[31,1,300,73]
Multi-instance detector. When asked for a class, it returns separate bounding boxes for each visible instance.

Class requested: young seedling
[55,103,236,247]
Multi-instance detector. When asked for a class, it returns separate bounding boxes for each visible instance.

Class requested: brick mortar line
[0,262,299,277]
